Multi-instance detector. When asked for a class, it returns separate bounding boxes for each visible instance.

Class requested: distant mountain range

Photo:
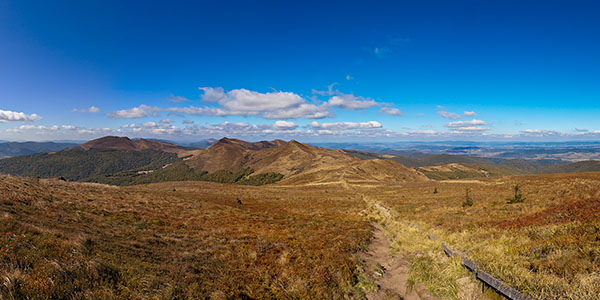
[0,136,599,185]
[315,141,600,162]
[0,141,79,158]
[344,149,600,179]
[0,136,427,186]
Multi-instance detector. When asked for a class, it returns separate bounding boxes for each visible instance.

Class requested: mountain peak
[77,136,182,152]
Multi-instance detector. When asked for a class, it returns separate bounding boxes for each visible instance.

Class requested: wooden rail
[438,241,538,300]
[371,201,539,299]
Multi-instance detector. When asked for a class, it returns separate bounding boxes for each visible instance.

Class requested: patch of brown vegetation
[498,197,600,228]
[0,175,370,299]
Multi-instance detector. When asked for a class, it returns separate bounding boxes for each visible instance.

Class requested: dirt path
[363,224,438,300]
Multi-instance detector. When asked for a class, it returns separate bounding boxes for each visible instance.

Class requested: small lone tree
[462,188,473,207]
[433,187,438,194]
[507,184,526,204]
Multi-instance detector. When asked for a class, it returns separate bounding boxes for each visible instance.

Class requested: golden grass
[355,172,600,299]
[0,176,371,299]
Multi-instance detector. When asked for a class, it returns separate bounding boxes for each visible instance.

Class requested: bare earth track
[363,224,438,300]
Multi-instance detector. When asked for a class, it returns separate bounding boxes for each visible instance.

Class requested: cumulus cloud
[0,109,42,122]
[109,87,336,119]
[444,119,489,134]
[464,111,476,116]
[445,119,488,128]
[449,126,488,132]
[310,121,382,130]
[438,111,461,120]
[182,120,194,124]
[18,125,59,130]
[520,129,563,137]
[272,120,298,130]
[312,84,379,110]
[345,75,354,80]
[199,87,305,112]
[107,105,160,118]
[328,94,378,110]
[261,103,331,119]
[380,107,403,116]
[403,129,437,135]
[72,106,100,113]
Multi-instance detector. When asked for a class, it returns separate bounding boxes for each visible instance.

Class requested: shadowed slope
[77,136,193,156]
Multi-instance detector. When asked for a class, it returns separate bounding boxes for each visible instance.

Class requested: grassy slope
[0,176,370,299]
[417,163,522,180]
[543,160,600,173]
[358,173,600,299]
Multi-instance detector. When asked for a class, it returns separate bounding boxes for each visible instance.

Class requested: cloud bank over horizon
[2,85,600,142]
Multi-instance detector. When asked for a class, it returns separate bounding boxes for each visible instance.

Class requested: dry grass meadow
[357,172,600,299]
[0,176,371,299]
[2,171,600,299]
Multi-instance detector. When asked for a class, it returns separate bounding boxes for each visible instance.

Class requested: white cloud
[262,103,331,119]
[310,121,382,130]
[18,125,48,130]
[438,111,461,120]
[521,129,542,133]
[141,122,157,128]
[445,119,489,134]
[160,119,174,123]
[380,107,403,116]
[107,105,160,118]
[108,87,386,120]
[272,120,298,130]
[520,129,563,137]
[164,106,232,117]
[404,129,437,135]
[182,120,194,124]
[328,94,377,110]
[449,126,488,132]
[0,109,42,122]
[345,75,353,80]
[445,119,488,128]
[464,111,476,116]
[72,106,100,113]
[200,87,305,112]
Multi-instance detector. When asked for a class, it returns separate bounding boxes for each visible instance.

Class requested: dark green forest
[0,149,283,186]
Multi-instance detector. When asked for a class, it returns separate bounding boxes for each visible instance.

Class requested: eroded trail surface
[363,224,438,300]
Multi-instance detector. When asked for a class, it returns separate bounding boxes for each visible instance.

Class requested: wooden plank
[461,256,477,271]
[476,270,537,300]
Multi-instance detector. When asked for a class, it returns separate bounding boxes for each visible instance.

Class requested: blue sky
[1,0,599,142]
